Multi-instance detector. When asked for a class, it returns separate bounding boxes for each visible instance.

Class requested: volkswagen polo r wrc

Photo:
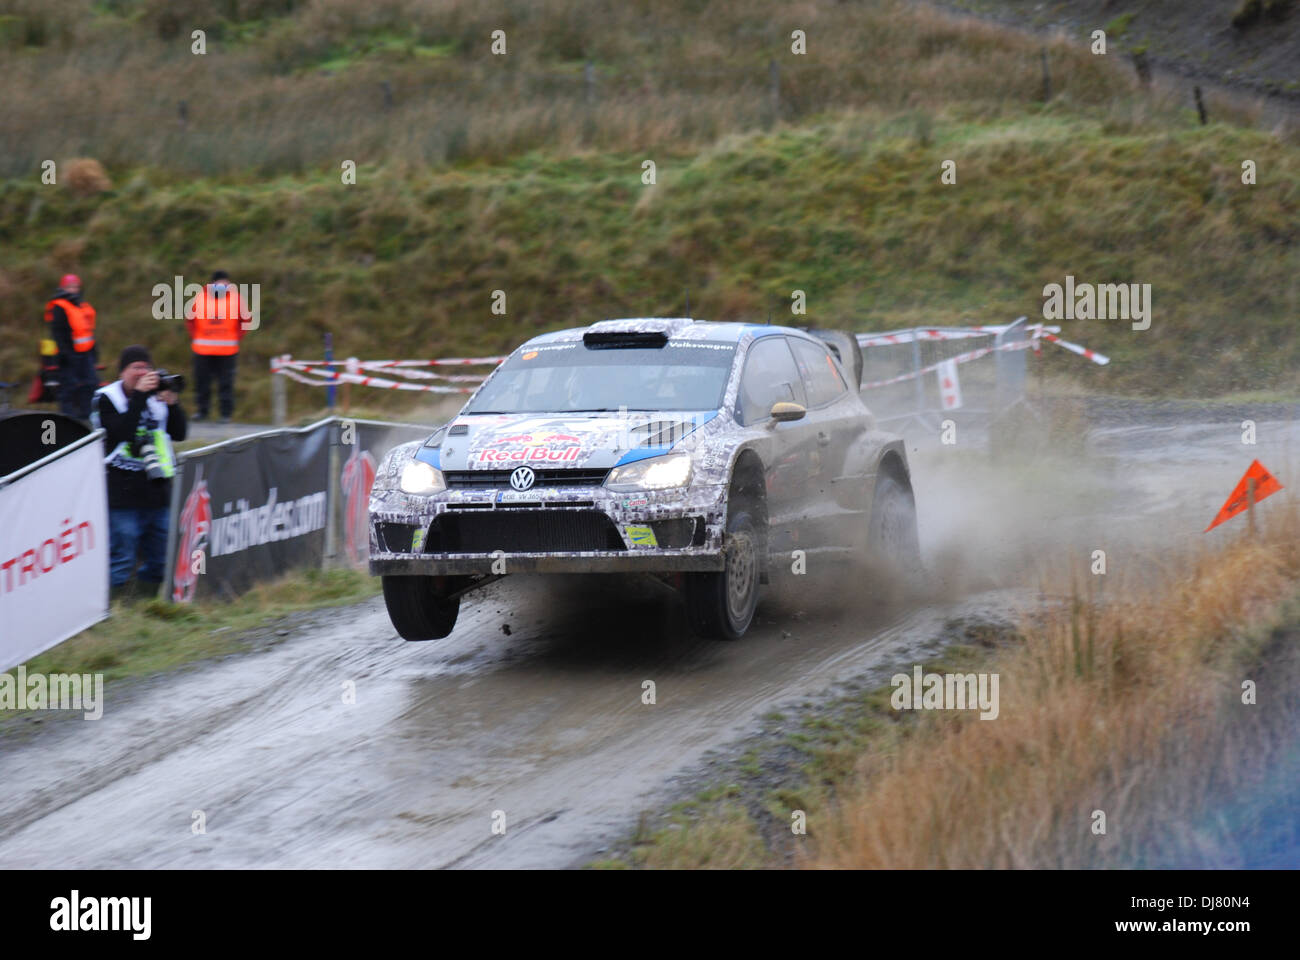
[369,317,920,641]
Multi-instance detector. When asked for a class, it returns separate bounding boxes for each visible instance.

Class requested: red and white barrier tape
[271,364,478,393]
[271,353,504,392]
[285,356,506,369]
[357,367,488,383]
[271,356,488,393]
[860,339,1037,390]
[1032,330,1109,366]
[857,322,1108,390]
[857,325,1025,347]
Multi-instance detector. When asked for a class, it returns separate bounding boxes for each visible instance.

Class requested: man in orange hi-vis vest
[43,273,99,420]
[185,270,244,423]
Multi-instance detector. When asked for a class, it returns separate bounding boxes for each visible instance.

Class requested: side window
[739,337,806,424]
[790,337,847,408]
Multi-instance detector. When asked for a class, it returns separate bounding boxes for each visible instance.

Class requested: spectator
[91,345,187,599]
[43,273,99,420]
[186,269,244,422]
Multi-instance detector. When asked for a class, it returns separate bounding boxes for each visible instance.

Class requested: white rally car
[369,318,919,640]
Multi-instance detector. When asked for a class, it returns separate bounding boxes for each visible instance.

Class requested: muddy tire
[866,471,921,581]
[685,509,761,641]
[382,575,460,641]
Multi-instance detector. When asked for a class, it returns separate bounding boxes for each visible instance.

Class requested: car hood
[428,411,719,472]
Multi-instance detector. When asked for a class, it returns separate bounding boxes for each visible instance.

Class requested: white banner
[937,358,963,411]
[0,435,109,671]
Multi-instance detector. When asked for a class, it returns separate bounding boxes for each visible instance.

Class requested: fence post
[160,453,184,602]
[324,420,340,565]
[995,316,1028,412]
[910,332,925,426]
[271,358,286,426]
[324,332,335,410]
[178,100,189,129]
[1040,49,1052,102]
[1194,86,1208,125]
[1132,49,1151,87]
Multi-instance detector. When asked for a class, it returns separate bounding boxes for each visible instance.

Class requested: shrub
[63,157,112,197]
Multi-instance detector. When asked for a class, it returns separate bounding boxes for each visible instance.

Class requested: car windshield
[465,340,737,414]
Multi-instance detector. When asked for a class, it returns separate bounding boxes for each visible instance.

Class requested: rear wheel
[685,508,761,640]
[865,470,921,580]
[382,575,460,641]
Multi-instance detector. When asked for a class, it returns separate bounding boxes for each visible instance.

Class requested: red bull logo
[341,447,377,565]
[172,477,211,603]
[474,433,582,464]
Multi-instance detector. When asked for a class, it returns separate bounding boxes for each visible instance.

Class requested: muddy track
[1,403,1296,868]
[0,575,1014,868]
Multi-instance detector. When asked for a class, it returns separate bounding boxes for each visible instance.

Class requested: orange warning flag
[1204,460,1283,532]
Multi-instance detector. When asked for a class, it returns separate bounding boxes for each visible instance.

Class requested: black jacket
[96,387,188,509]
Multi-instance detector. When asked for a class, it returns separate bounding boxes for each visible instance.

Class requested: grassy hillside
[0,0,1128,178]
[1,0,1297,416]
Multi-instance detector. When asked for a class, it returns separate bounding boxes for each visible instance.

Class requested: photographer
[90,345,187,598]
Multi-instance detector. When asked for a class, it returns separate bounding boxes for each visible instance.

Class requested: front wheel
[684,509,761,640]
[382,575,460,641]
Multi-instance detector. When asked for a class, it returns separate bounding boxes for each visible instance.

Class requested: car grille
[443,468,610,488]
[433,511,626,553]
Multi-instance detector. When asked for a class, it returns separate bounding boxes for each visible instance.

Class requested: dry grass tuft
[62,157,111,197]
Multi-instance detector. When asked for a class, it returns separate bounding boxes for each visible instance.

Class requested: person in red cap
[43,273,99,420]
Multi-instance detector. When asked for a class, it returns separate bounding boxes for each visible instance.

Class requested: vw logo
[509,466,536,491]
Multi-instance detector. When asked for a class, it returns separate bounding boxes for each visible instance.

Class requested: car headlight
[606,452,692,492]
[400,460,446,495]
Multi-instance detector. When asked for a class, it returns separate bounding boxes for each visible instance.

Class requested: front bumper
[368,481,729,576]
[371,553,724,575]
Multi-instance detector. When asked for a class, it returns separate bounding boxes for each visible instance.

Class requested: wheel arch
[868,441,915,517]
[876,443,912,491]
[727,446,769,580]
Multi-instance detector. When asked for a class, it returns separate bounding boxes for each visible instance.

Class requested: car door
[788,335,867,553]
[735,335,819,562]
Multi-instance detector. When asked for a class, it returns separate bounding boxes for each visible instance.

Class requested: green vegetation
[1103,11,1137,39]
[1,0,1296,416]
[4,566,378,692]
[3,115,1298,415]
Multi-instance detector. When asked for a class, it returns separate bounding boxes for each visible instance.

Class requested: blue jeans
[109,507,170,587]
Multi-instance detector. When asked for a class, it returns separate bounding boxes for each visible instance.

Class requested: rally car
[369,318,920,641]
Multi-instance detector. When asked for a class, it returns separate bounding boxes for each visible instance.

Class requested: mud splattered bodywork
[369,318,909,578]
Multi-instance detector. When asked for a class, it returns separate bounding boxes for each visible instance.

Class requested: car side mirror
[769,401,806,424]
